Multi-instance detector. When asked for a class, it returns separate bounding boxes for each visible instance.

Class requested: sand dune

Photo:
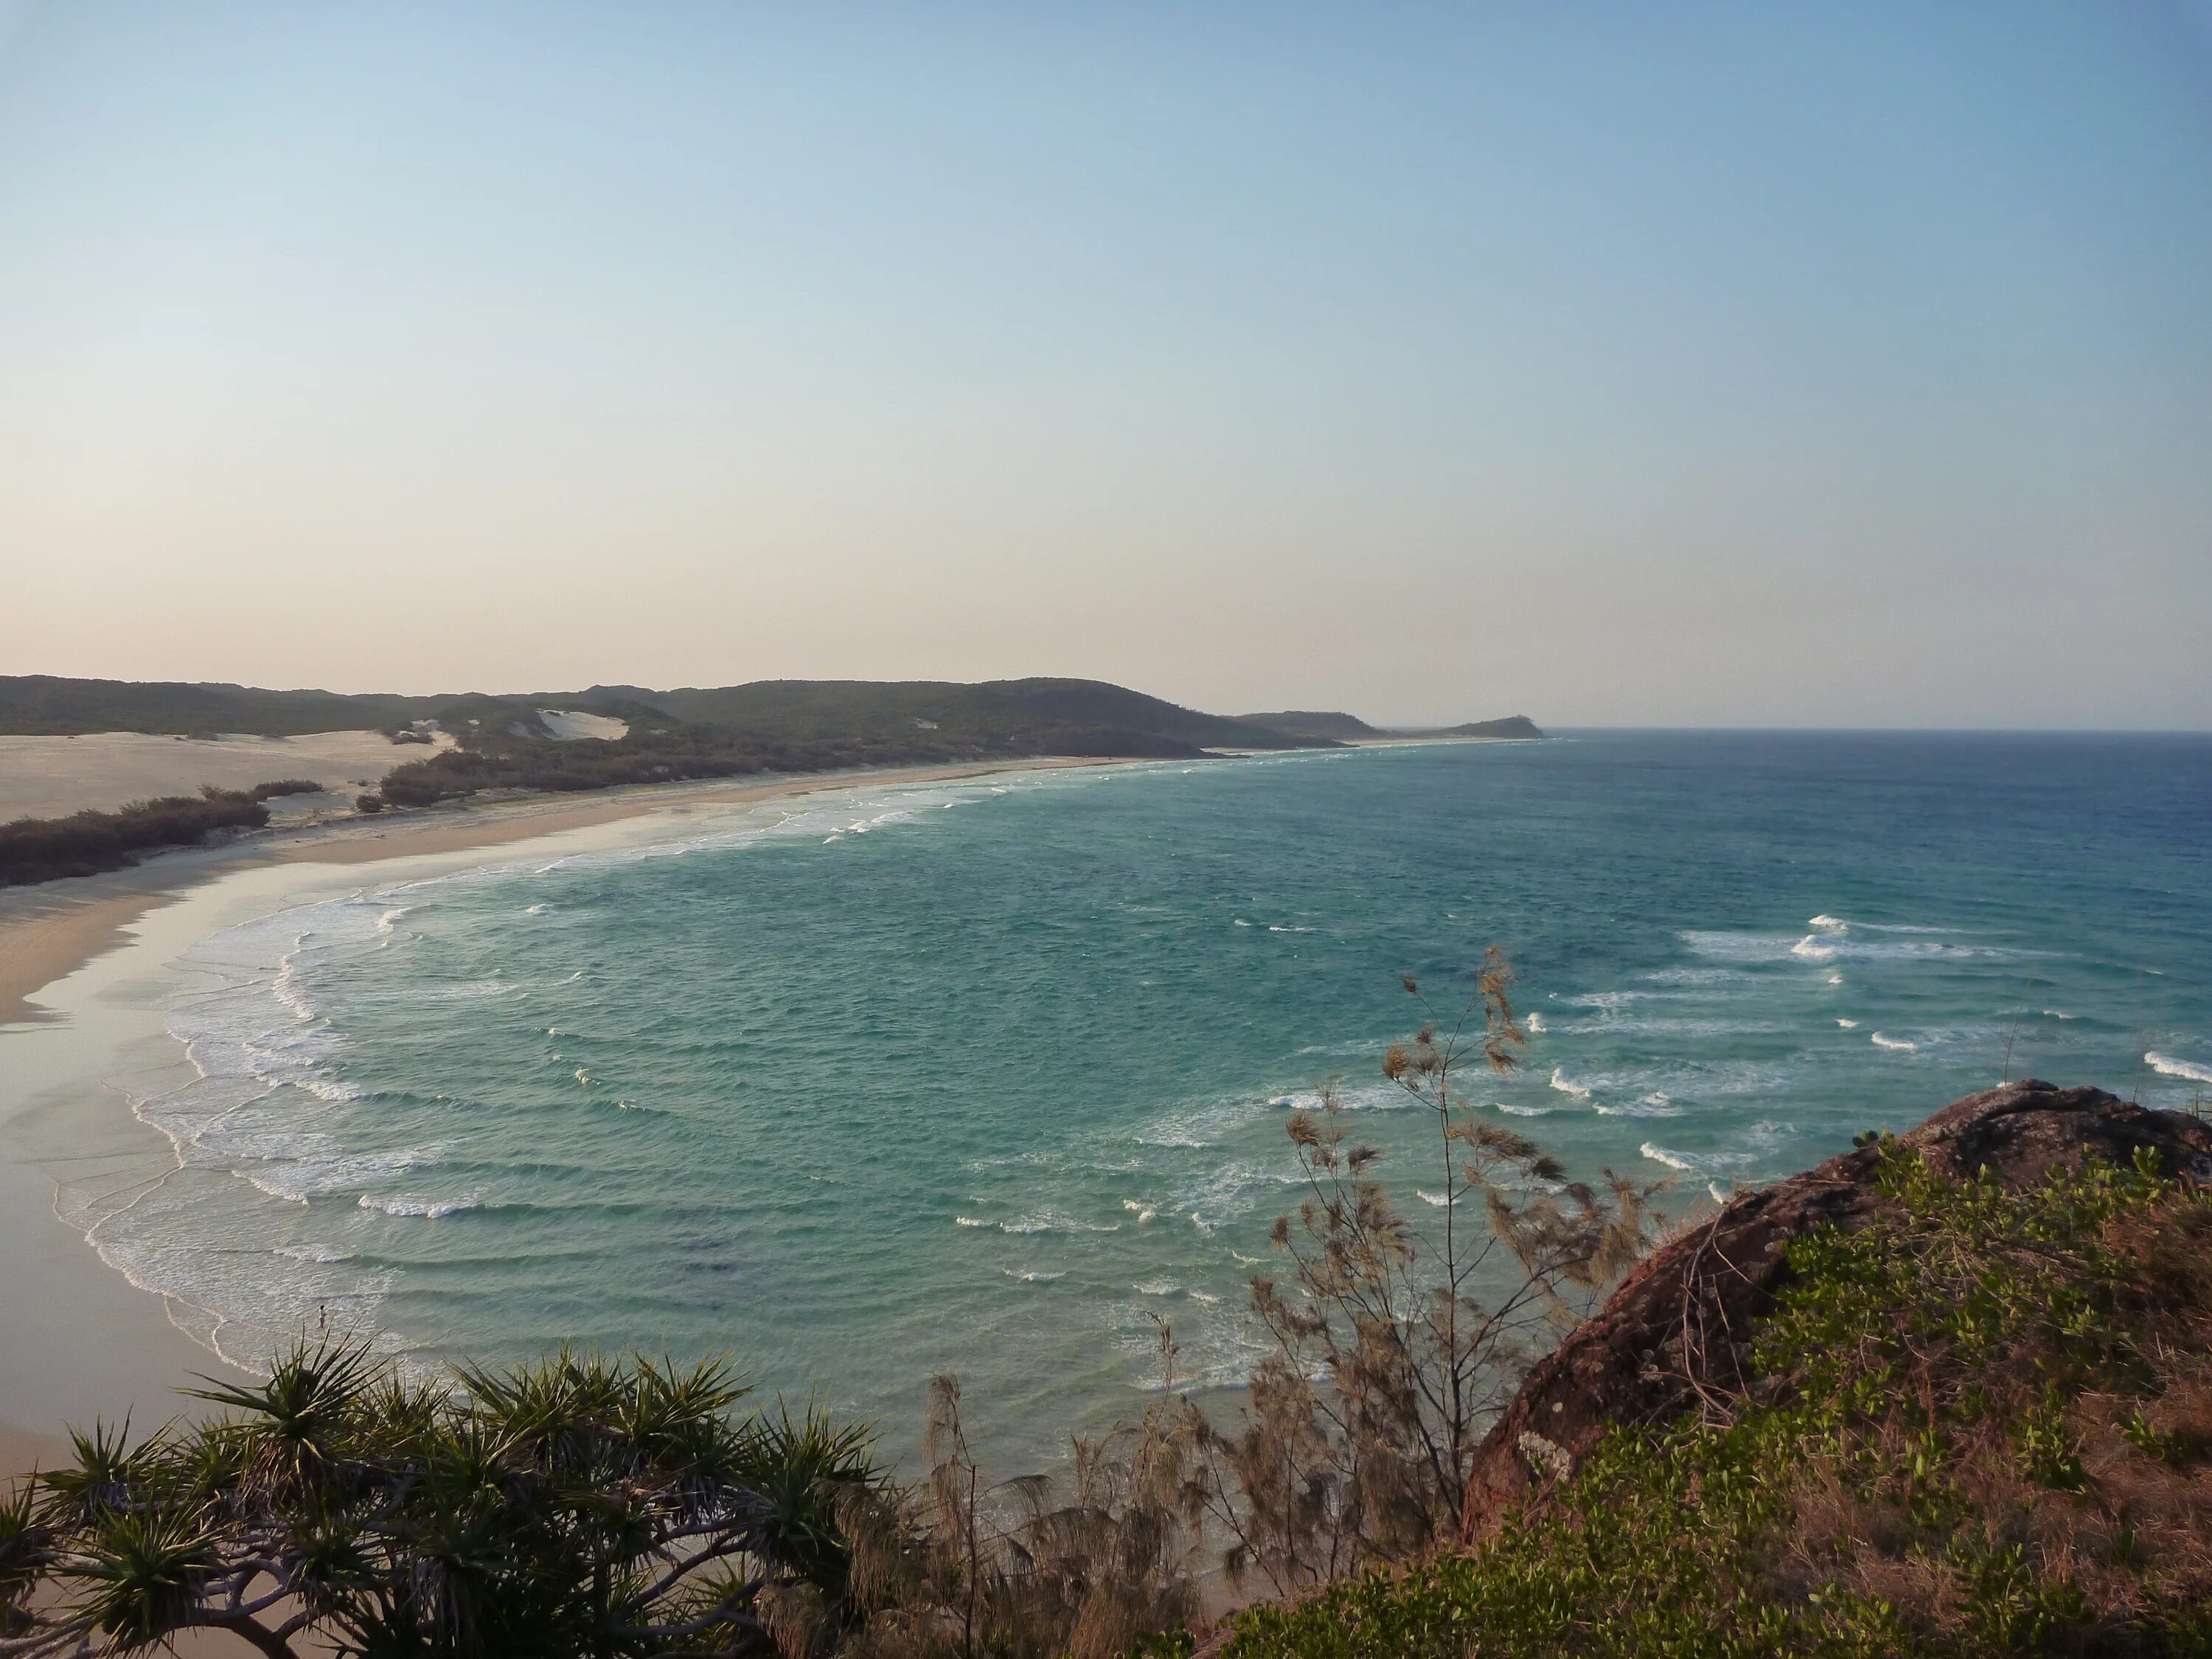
[0,729,454,822]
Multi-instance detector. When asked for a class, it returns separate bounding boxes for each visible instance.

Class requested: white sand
[535,709,628,741]
[0,729,456,823]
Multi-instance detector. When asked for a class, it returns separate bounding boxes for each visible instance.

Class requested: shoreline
[0,754,1135,1473]
[1,756,1131,1027]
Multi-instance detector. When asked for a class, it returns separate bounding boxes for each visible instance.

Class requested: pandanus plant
[0,1341,881,1658]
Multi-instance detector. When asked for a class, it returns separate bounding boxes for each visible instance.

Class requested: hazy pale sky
[3,2,2208,727]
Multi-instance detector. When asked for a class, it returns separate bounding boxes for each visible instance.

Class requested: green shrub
[1214,1144,2212,1658]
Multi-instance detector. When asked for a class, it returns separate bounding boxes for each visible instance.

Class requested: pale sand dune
[536,709,628,740]
[0,729,455,822]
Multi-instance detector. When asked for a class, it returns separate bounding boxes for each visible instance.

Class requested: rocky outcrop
[1461,1081,2212,1543]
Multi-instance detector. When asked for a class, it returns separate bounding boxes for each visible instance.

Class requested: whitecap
[954,1216,994,1228]
[1121,1200,1157,1222]
[524,903,549,916]
[1836,1018,1859,1029]
[358,1194,479,1220]
[1547,1068,1594,1103]
[1525,1012,1546,1034]
[1495,1102,1553,1117]
[1595,1091,1683,1119]
[1870,1032,1916,1052]
[2146,1052,2212,1084]
[1001,1212,1119,1236]
[1416,1189,1455,1206]
[1135,1279,1179,1296]
[1006,1270,1065,1284]
[1790,935,1838,963]
[275,1241,353,1264]
[1807,914,1848,933]
[1639,1144,1695,1172]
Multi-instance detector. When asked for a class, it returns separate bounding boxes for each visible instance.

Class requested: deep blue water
[128,733,2211,1464]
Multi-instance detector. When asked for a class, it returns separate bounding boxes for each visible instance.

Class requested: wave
[2146,1051,2212,1084]
[357,1194,481,1219]
[1121,1200,1157,1222]
[1006,1270,1065,1284]
[1594,1092,1683,1119]
[954,1216,994,1228]
[1837,1018,1859,1029]
[1495,1102,1553,1116]
[1000,1212,1120,1236]
[1639,1144,1696,1172]
[1135,1279,1179,1295]
[1870,1032,1917,1052]
[1524,1012,1546,1034]
[1683,929,2007,964]
[1548,1068,1595,1102]
[1807,914,1848,933]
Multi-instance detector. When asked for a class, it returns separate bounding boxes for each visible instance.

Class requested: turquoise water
[122,734,2211,1466]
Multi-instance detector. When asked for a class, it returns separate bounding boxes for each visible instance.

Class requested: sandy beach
[0,756,1125,1478]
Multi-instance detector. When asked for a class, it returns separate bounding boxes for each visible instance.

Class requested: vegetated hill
[1218,1080,2212,1658]
[1234,710,1381,740]
[0,674,1306,752]
[1443,714,1543,739]
[623,677,1312,750]
[1236,711,1546,742]
[0,675,443,737]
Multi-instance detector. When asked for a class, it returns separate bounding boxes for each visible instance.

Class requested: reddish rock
[1460,1080,2212,1543]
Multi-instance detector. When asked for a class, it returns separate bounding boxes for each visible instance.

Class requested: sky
[2,2,2209,728]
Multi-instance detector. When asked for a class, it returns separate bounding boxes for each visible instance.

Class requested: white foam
[358,1194,480,1219]
[1524,1012,1546,1034]
[1639,1144,1695,1172]
[1790,935,1838,963]
[1836,1018,1859,1029]
[1548,1068,1594,1102]
[1495,1102,1552,1116]
[1121,1199,1157,1222]
[2146,1052,2212,1084]
[954,1216,994,1228]
[1870,1032,1917,1052]
[1594,1091,1683,1119]
[1135,1279,1180,1295]
[1000,1211,1120,1236]
[1807,914,1848,933]
[1006,1270,1065,1283]
[1416,1189,1454,1206]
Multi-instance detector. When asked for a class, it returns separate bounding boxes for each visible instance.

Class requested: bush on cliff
[1215,1139,2212,1658]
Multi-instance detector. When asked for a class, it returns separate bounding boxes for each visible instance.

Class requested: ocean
[95,733,2212,1469]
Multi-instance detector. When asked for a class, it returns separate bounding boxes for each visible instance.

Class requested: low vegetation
[0,787,276,887]
[1214,1140,2212,1658]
